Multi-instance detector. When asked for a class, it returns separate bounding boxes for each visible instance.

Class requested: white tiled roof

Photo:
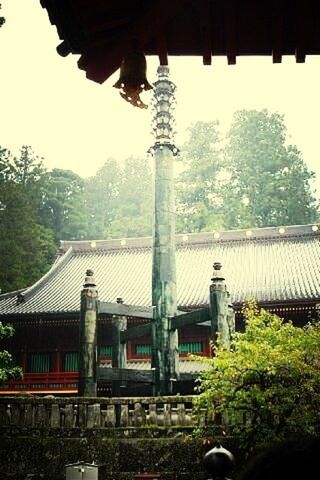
[0,224,319,318]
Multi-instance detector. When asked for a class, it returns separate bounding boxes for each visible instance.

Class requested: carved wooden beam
[295,0,306,63]
[120,323,153,343]
[98,367,200,383]
[170,307,211,330]
[224,0,237,65]
[199,0,212,65]
[78,0,187,83]
[98,367,155,383]
[99,301,155,319]
[272,0,283,63]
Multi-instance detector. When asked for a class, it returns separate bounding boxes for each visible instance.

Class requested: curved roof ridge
[60,224,320,252]
[19,247,74,301]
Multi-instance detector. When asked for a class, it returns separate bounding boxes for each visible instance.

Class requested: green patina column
[112,297,127,396]
[149,65,179,395]
[78,269,98,396]
[209,262,235,347]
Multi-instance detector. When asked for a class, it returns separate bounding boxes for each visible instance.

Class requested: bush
[194,301,320,452]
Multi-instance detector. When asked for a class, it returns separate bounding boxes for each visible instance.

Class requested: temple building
[0,224,319,395]
[1,1,320,396]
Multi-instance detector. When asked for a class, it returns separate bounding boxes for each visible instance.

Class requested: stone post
[78,269,98,396]
[149,65,179,395]
[209,262,234,347]
[112,297,127,397]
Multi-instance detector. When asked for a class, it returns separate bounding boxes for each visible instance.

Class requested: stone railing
[0,395,196,431]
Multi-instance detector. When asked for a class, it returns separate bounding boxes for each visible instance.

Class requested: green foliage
[194,301,320,452]
[176,121,224,232]
[84,157,152,239]
[40,168,90,241]
[84,158,122,239]
[107,157,153,238]
[223,109,319,228]
[1,109,318,293]
[0,146,57,292]
[176,110,319,232]
[0,321,22,383]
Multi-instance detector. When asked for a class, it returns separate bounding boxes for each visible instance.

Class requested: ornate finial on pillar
[148,65,179,157]
[211,262,225,285]
[84,269,96,287]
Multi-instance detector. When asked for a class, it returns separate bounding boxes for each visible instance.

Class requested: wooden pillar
[112,297,127,397]
[78,269,98,396]
[150,66,179,395]
[52,349,60,372]
[209,262,234,347]
[20,350,27,373]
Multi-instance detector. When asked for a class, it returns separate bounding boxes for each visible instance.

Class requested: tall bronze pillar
[149,66,179,395]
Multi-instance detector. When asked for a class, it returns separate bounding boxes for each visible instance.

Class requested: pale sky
[0,1,319,195]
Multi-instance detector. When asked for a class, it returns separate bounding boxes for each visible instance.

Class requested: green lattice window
[64,352,79,371]
[179,341,203,354]
[30,353,51,373]
[134,342,204,356]
[99,345,113,356]
[135,344,152,355]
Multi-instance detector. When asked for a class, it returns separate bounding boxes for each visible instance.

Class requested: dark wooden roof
[0,224,319,319]
[40,0,320,83]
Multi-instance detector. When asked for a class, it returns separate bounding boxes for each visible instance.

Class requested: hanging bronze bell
[113,51,153,109]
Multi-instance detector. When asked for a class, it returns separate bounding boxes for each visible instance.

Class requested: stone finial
[84,269,96,287]
[211,262,225,283]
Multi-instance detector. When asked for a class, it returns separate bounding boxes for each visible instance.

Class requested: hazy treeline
[0,109,318,292]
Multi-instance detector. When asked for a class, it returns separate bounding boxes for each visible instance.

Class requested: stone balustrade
[0,395,196,430]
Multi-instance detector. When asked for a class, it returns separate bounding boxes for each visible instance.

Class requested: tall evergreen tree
[223,109,319,228]
[0,147,56,293]
[40,168,90,241]
[176,121,224,233]
[109,157,153,238]
[84,158,122,239]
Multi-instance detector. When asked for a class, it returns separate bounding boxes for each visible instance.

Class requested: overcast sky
[0,1,319,194]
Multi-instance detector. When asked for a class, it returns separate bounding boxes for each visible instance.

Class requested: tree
[223,110,319,229]
[176,121,224,233]
[84,158,122,239]
[0,146,56,292]
[108,157,153,238]
[194,301,320,453]
[40,168,90,241]
[0,322,22,384]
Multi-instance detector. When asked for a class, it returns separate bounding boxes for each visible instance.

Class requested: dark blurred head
[239,437,320,480]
